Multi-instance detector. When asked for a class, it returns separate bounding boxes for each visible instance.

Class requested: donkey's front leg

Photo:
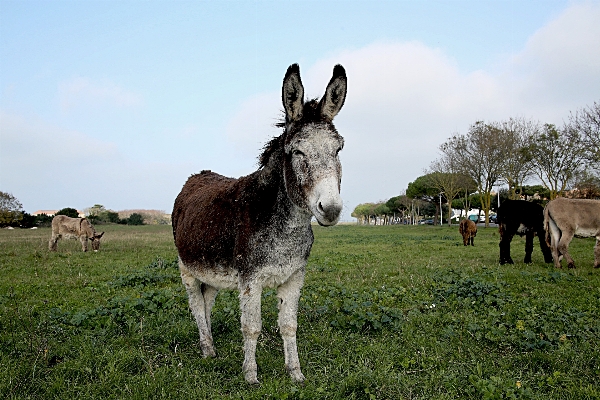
[239,282,262,384]
[277,268,306,383]
[48,235,59,251]
[80,236,88,252]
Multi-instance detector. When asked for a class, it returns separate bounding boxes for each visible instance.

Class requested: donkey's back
[172,170,238,269]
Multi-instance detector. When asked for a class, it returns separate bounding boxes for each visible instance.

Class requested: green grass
[1,224,599,399]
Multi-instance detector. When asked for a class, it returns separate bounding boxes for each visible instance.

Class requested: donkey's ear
[97,232,104,239]
[319,64,347,121]
[282,64,304,122]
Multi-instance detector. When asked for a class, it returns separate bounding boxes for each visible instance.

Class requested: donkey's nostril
[318,202,325,213]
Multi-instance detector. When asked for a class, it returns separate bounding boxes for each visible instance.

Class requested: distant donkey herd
[44,64,600,384]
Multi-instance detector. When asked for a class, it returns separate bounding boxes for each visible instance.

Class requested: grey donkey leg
[180,263,217,358]
[239,282,263,384]
[277,269,306,383]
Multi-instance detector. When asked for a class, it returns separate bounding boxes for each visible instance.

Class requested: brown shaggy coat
[172,64,347,384]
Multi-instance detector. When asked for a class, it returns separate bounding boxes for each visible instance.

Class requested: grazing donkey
[497,200,553,265]
[172,64,347,384]
[544,197,600,269]
[49,215,104,252]
[459,218,477,246]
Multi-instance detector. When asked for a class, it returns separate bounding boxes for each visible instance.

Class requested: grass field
[1,224,599,399]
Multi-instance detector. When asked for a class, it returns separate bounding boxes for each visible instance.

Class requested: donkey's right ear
[282,64,304,122]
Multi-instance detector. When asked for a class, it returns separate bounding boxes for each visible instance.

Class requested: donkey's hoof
[290,371,305,383]
[244,371,260,385]
[567,263,576,269]
[200,345,217,358]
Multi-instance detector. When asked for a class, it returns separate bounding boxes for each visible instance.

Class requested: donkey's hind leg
[201,283,219,343]
[557,230,576,268]
[524,231,534,263]
[180,262,217,358]
[277,268,306,383]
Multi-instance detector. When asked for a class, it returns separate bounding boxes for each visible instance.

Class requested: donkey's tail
[543,204,552,248]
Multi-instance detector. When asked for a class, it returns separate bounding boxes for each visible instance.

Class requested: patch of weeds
[431,270,600,351]
[48,288,186,330]
[531,270,578,283]
[108,258,179,288]
[433,269,509,309]
[300,284,407,333]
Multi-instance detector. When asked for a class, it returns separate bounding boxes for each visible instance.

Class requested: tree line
[352,101,600,226]
[0,195,154,228]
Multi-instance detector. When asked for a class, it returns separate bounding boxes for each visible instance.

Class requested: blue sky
[1,0,599,221]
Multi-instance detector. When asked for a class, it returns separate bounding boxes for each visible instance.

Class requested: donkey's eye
[292,149,305,157]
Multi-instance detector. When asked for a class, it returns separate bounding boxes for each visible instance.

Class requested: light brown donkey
[48,215,104,252]
[544,197,600,268]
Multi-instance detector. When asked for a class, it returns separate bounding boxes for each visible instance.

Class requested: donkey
[49,215,104,252]
[172,64,347,384]
[497,200,553,265]
[459,218,477,246]
[544,197,600,269]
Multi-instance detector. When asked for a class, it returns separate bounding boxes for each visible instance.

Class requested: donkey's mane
[258,99,327,169]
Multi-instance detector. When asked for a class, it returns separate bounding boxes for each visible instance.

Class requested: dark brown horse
[172,64,347,384]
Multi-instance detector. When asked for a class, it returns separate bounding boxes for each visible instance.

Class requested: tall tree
[427,154,475,226]
[0,191,23,227]
[497,118,537,199]
[568,101,600,174]
[56,207,80,218]
[352,203,377,225]
[526,124,587,199]
[441,121,505,226]
[406,174,445,225]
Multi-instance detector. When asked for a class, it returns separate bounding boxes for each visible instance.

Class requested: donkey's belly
[178,258,239,290]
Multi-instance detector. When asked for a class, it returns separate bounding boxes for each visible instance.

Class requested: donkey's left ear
[97,232,104,239]
[319,64,347,121]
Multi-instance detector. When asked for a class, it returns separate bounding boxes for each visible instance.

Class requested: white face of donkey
[282,64,347,226]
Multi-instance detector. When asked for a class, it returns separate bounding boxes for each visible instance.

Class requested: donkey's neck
[254,155,312,229]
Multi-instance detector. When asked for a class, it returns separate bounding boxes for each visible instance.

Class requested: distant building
[32,210,85,218]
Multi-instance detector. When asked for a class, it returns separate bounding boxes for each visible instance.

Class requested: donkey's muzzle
[310,177,343,226]
[316,201,342,226]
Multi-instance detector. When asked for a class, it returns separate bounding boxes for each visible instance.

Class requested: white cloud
[58,77,143,112]
[225,3,600,221]
[504,2,600,117]
[225,91,282,163]
[0,111,191,213]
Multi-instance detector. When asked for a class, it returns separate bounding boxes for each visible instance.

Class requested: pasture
[1,224,599,399]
